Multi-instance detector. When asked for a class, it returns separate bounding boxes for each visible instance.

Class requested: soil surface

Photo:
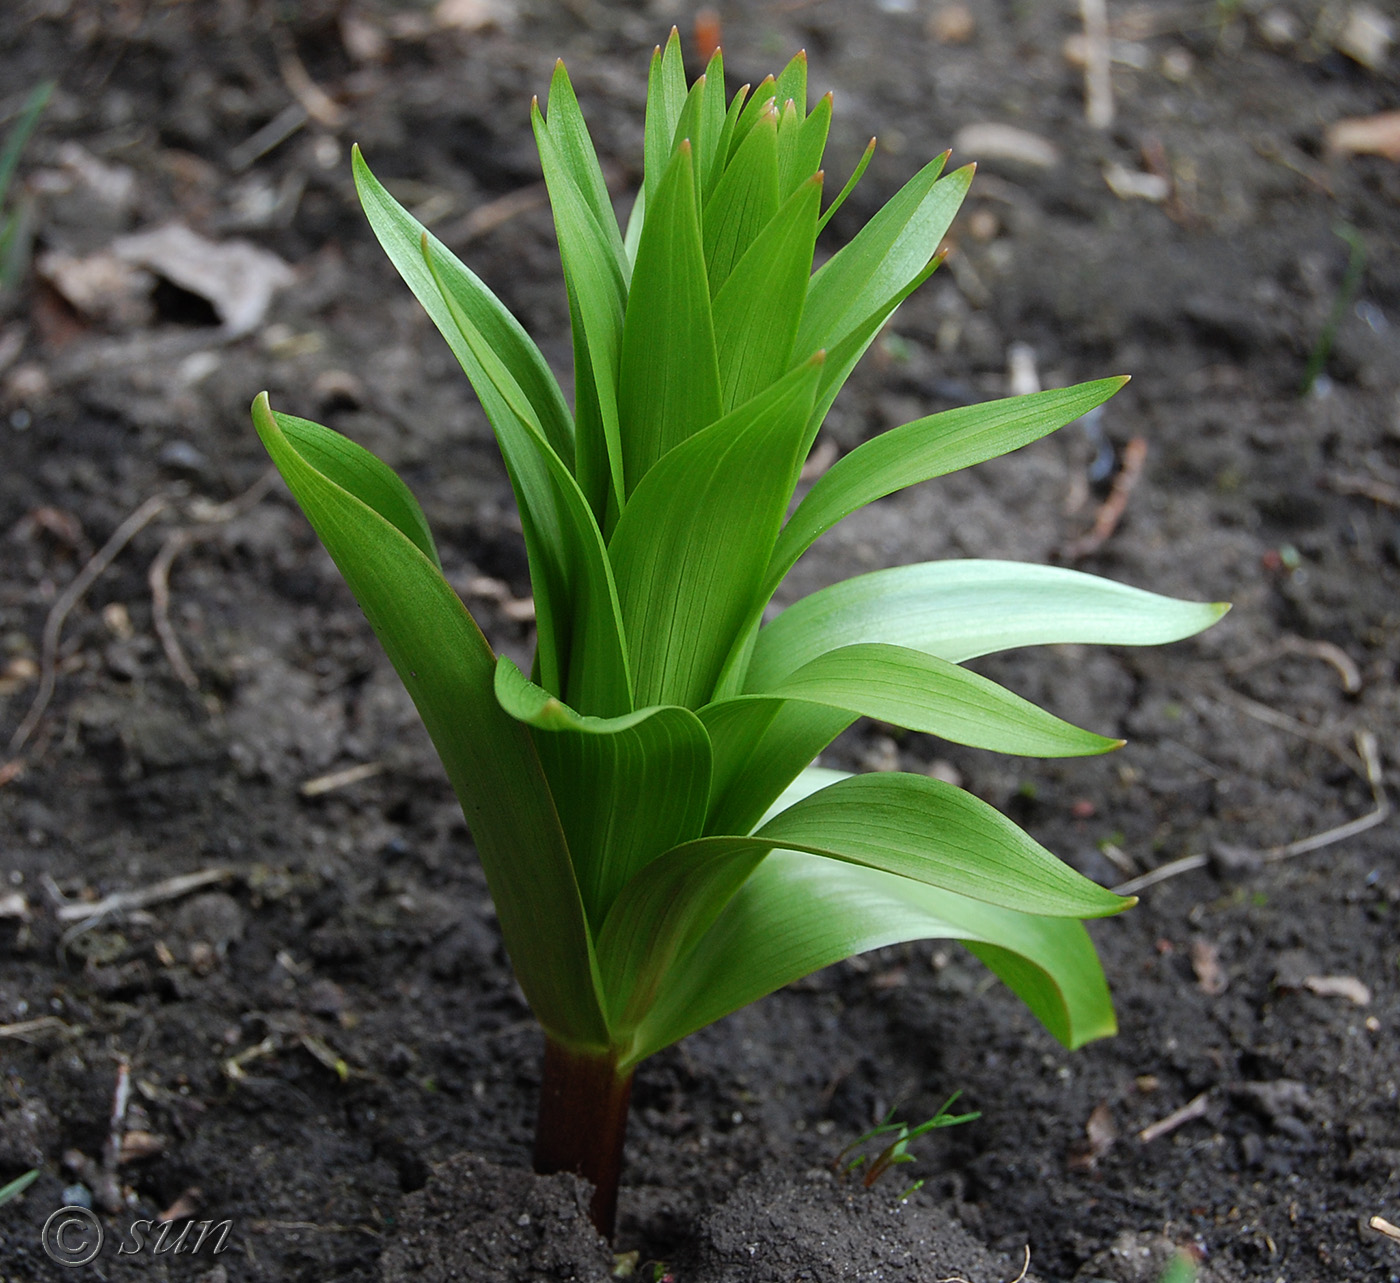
[2,2,1398,1281]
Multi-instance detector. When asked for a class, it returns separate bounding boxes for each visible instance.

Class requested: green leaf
[817,134,874,234]
[711,172,821,412]
[252,396,607,1051]
[352,147,574,468]
[421,237,632,715]
[609,358,822,708]
[494,658,711,930]
[543,60,628,286]
[802,249,945,445]
[703,103,780,296]
[755,642,1122,756]
[643,28,689,215]
[602,766,1128,1041]
[618,142,723,492]
[729,74,776,154]
[768,380,1129,594]
[595,832,766,1040]
[796,155,967,359]
[699,697,853,836]
[629,850,1117,1063]
[751,559,1231,688]
[271,407,441,569]
[532,103,628,524]
[772,49,808,118]
[781,91,831,198]
[753,772,1131,919]
[703,80,750,205]
[695,49,729,196]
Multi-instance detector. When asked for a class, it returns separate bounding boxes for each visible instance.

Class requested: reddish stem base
[533,1039,633,1240]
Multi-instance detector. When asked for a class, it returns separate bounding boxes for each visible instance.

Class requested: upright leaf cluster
[253,34,1226,1070]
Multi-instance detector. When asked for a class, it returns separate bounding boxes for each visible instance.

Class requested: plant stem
[533,1038,633,1239]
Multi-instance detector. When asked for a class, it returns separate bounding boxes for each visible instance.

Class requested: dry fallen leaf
[1068,1100,1118,1169]
[112,224,294,337]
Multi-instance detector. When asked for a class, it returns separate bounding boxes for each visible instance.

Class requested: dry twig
[1078,0,1114,129]
[6,494,171,759]
[1225,635,1362,694]
[148,467,278,689]
[1115,729,1388,896]
[53,867,234,925]
[1371,1216,1400,1244]
[1323,470,1400,510]
[1138,1091,1210,1144]
[1062,436,1148,560]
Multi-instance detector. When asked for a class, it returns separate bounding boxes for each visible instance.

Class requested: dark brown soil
[2,2,1398,1281]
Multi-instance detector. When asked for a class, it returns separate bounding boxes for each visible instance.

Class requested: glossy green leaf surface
[609,359,821,708]
[494,659,712,930]
[751,560,1231,688]
[533,100,629,520]
[618,142,722,490]
[796,155,966,358]
[769,380,1128,593]
[703,104,780,296]
[755,642,1122,756]
[752,772,1131,920]
[643,29,689,214]
[353,148,574,466]
[252,397,607,1049]
[699,697,853,837]
[424,238,632,714]
[710,173,821,412]
[628,850,1118,1064]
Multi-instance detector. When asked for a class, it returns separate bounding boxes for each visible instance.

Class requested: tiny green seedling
[0,1168,39,1207]
[252,32,1227,1236]
[0,80,53,295]
[835,1093,981,1197]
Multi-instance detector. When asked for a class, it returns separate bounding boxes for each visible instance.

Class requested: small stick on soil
[101,1058,132,1182]
[937,1244,1029,1283]
[1192,682,1364,776]
[54,867,234,924]
[300,761,385,797]
[1138,1091,1210,1144]
[1370,1216,1400,1244]
[149,528,202,689]
[1114,730,1388,896]
[0,1016,75,1042]
[442,183,549,245]
[1225,635,1363,694]
[1323,470,1400,509]
[6,493,170,759]
[1078,0,1114,129]
[273,28,345,128]
[149,468,279,690]
[1061,436,1147,560]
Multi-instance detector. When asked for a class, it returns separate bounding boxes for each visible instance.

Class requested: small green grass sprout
[835,1093,980,1196]
[252,31,1228,1235]
[0,1168,39,1207]
[0,80,53,296]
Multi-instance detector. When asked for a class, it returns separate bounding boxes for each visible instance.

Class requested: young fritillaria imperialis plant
[252,33,1226,1237]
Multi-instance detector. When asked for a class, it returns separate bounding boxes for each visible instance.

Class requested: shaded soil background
[1,1,1398,1279]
